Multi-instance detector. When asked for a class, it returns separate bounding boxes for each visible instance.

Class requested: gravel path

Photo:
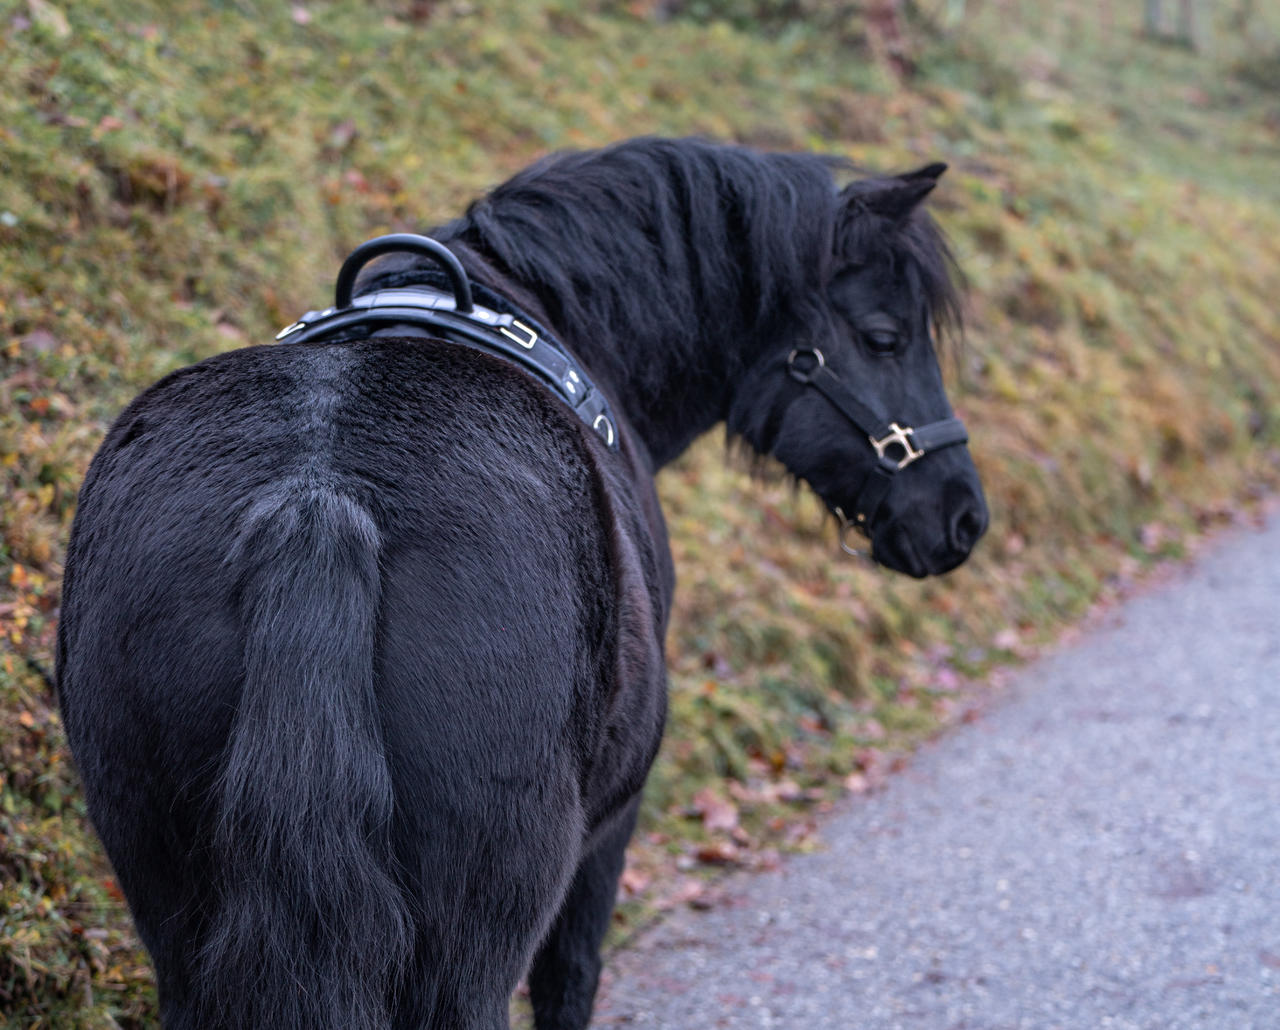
[595,516,1280,1030]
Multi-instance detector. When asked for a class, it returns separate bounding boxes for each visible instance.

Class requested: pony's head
[731,162,987,577]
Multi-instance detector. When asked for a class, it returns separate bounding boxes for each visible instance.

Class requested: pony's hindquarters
[59,484,415,1028]
[373,525,596,1028]
[56,338,663,1029]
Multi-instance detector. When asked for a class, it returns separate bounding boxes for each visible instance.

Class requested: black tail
[200,487,411,1029]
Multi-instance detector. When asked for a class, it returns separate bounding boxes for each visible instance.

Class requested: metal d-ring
[787,347,825,384]
[592,413,615,447]
[833,507,873,562]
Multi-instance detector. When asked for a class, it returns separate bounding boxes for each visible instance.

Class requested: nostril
[949,501,987,553]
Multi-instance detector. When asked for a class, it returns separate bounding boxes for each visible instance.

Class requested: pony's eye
[864,328,900,354]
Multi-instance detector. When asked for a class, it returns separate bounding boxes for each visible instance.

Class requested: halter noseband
[785,347,968,549]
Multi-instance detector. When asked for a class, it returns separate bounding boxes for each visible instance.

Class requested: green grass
[3,0,1280,1024]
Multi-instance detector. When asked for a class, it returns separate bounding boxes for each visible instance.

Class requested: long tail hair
[198,487,411,1028]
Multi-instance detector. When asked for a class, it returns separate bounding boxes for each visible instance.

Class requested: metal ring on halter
[786,347,825,384]
[833,507,873,562]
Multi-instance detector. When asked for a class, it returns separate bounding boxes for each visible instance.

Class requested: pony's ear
[842,176,938,222]
[903,161,948,181]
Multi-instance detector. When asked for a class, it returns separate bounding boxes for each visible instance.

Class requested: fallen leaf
[21,329,58,353]
[95,115,125,136]
[664,877,705,909]
[619,866,650,896]
[691,786,738,832]
[695,840,741,865]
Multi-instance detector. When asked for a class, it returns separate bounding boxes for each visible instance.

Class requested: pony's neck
[571,308,750,468]
[449,243,759,469]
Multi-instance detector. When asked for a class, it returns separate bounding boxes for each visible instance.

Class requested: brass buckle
[870,422,923,470]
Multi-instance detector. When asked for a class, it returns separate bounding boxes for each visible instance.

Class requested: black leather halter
[275,234,619,451]
[786,346,969,545]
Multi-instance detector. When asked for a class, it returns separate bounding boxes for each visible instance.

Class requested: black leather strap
[804,365,895,443]
[911,417,968,452]
[786,347,969,534]
[852,466,895,530]
[276,284,619,450]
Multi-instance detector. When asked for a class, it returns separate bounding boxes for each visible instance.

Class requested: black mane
[365,138,962,462]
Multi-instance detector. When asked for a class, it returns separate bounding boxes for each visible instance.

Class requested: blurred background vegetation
[2,0,1278,1024]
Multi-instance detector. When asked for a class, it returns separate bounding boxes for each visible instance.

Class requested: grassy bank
[3,0,1279,1023]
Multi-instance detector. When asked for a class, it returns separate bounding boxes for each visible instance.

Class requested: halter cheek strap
[785,347,969,538]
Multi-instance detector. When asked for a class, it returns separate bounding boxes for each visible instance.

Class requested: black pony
[56,138,987,1029]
